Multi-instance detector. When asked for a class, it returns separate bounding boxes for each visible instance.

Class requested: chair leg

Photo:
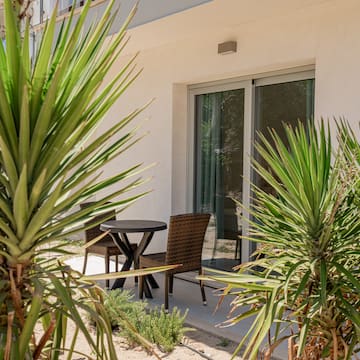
[169,274,174,295]
[133,253,138,284]
[105,254,110,289]
[164,273,169,311]
[82,250,88,274]
[115,255,118,272]
[139,275,144,300]
[235,239,241,260]
[134,260,138,284]
[199,268,207,305]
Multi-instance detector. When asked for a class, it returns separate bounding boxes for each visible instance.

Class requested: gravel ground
[60,319,242,360]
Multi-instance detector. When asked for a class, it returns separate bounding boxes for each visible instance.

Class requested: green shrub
[0,0,143,357]
[104,288,147,329]
[139,305,191,352]
[101,289,191,352]
[205,121,360,359]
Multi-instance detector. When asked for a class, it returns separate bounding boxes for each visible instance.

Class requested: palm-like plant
[0,0,154,358]
[205,121,360,360]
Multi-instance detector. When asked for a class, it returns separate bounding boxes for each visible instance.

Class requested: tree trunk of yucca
[287,334,346,360]
[1,261,54,359]
[3,264,27,358]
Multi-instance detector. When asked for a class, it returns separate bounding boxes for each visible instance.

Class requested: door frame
[188,80,253,263]
[187,68,315,263]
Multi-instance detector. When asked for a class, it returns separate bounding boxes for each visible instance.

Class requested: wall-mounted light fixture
[218,41,237,55]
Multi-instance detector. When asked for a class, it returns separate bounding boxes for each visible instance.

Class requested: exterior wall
[98,0,360,252]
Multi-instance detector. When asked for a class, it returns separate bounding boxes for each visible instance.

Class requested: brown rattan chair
[139,213,211,310]
[80,202,123,288]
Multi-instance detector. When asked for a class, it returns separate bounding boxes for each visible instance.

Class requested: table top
[100,220,167,233]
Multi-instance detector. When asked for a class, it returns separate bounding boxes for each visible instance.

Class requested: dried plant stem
[33,313,56,360]
[4,311,14,360]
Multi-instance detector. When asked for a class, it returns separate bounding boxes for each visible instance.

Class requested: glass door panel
[251,78,315,254]
[254,78,315,193]
[194,89,245,270]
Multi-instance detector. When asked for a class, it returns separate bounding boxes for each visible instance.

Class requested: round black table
[100,220,167,296]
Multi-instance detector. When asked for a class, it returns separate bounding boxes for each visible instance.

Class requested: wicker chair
[139,213,211,310]
[80,202,122,288]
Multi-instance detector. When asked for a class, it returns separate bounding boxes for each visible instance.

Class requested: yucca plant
[0,0,161,358]
[205,120,360,360]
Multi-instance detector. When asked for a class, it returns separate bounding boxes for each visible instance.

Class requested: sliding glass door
[191,71,315,270]
[194,87,245,270]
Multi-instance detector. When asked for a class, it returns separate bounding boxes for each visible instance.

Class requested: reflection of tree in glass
[198,90,244,202]
[219,90,244,201]
[196,90,244,242]
[255,79,315,194]
[197,94,217,213]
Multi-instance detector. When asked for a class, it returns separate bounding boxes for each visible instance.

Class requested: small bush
[103,288,147,329]
[139,305,191,352]
[101,289,191,352]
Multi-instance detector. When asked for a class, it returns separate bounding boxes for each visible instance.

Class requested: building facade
[16,0,360,268]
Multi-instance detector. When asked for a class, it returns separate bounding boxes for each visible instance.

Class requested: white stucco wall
[97,0,360,252]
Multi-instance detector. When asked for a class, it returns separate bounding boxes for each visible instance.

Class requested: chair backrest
[165,213,210,273]
[80,202,116,243]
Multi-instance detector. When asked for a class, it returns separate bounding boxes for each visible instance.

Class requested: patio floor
[66,255,287,359]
